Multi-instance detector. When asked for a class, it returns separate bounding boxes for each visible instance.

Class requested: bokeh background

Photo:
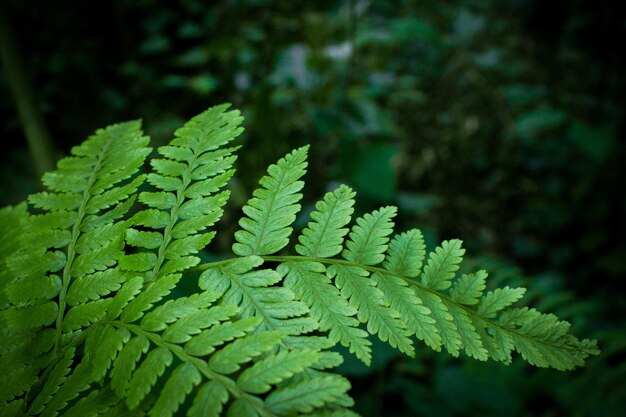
[1,1,625,416]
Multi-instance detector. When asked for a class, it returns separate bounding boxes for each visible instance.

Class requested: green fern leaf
[200,257,316,335]
[0,104,601,417]
[40,358,93,417]
[237,348,321,394]
[372,271,440,351]
[27,347,76,414]
[376,230,440,349]
[343,207,396,265]
[329,264,413,357]
[149,363,201,417]
[443,301,489,360]
[86,325,130,381]
[4,274,62,305]
[477,286,526,318]
[279,261,371,364]
[61,388,118,417]
[106,276,144,320]
[1,301,58,329]
[161,305,239,344]
[126,347,173,409]
[296,185,355,258]
[65,269,124,305]
[121,274,181,323]
[122,104,242,282]
[62,299,111,332]
[415,289,459,354]
[265,375,352,415]
[188,380,228,417]
[233,146,309,256]
[110,335,150,398]
[208,331,285,374]
[450,270,487,305]
[383,229,426,277]
[421,239,465,290]
[126,229,164,250]
[140,291,218,332]
[185,316,262,356]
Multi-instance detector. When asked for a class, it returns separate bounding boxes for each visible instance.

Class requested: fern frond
[265,375,352,415]
[327,207,414,356]
[450,270,487,305]
[83,292,337,417]
[199,256,317,336]
[236,149,598,371]
[122,103,243,281]
[237,348,322,394]
[329,264,414,357]
[0,105,600,417]
[233,146,309,256]
[296,185,355,258]
[421,239,465,291]
[278,261,371,365]
[27,348,75,414]
[343,206,396,265]
[0,118,150,415]
[477,286,527,318]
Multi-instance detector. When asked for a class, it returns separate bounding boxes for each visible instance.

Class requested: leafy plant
[0,104,598,417]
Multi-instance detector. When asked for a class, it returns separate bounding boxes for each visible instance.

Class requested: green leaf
[63,299,112,332]
[383,229,426,278]
[416,289,458,354]
[329,264,413,357]
[233,146,309,256]
[126,347,173,409]
[237,349,321,394]
[40,358,93,417]
[161,305,238,344]
[296,185,355,258]
[119,252,157,272]
[111,335,150,398]
[188,381,229,417]
[139,192,177,210]
[70,236,124,278]
[450,270,487,305]
[373,272,440,351]
[140,291,218,332]
[107,276,144,320]
[444,301,488,361]
[185,317,262,356]
[28,348,75,414]
[66,269,124,306]
[421,239,465,291]
[121,274,181,323]
[265,375,351,415]
[1,301,58,329]
[164,233,215,259]
[149,363,201,417]
[477,286,526,318]
[126,229,163,249]
[86,325,130,381]
[208,331,285,374]
[279,261,371,364]
[5,274,62,304]
[343,207,396,265]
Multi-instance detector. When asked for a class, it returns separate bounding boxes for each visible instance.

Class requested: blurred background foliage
[1,0,625,416]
